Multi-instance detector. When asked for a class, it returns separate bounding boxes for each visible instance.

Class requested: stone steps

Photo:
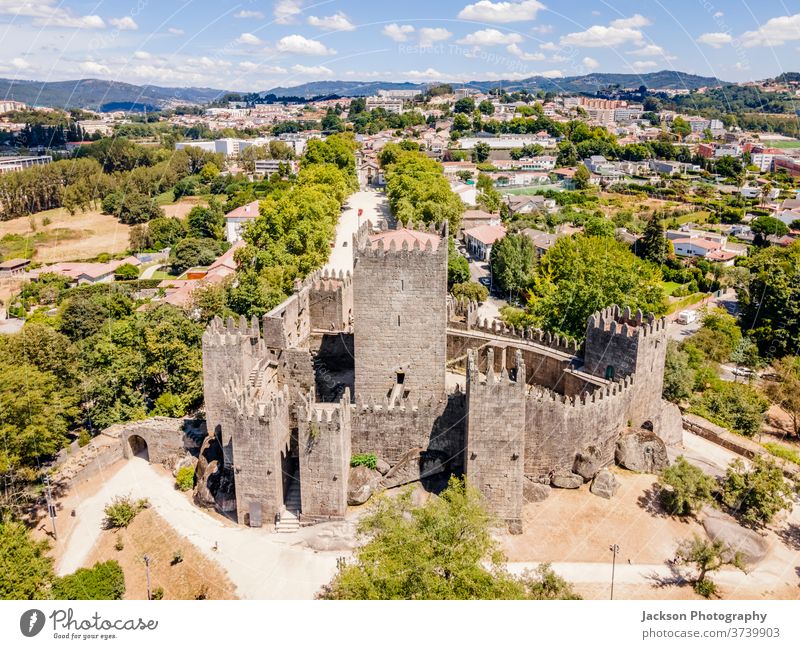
[275,475,301,533]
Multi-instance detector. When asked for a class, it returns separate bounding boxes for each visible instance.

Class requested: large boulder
[551,472,583,489]
[348,465,381,505]
[615,429,669,473]
[381,448,448,489]
[590,469,620,499]
[375,458,391,476]
[701,506,769,565]
[523,477,551,502]
[573,446,605,480]
[658,401,684,446]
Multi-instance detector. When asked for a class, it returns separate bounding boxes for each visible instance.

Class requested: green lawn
[761,140,800,149]
[674,210,710,225]
[661,281,682,296]
[150,270,177,280]
[154,190,176,205]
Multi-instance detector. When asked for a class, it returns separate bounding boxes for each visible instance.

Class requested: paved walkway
[139,264,163,280]
[324,189,390,275]
[57,459,340,599]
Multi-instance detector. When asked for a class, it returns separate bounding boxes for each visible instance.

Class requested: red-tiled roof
[224,200,260,220]
[464,223,507,245]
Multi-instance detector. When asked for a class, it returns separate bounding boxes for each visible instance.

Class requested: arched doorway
[128,434,149,461]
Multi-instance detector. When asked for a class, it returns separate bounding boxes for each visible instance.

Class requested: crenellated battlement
[528,373,635,408]
[586,305,668,340]
[466,318,582,356]
[223,375,290,422]
[203,314,263,348]
[467,348,527,388]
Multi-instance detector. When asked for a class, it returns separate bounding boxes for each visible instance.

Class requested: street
[324,188,390,275]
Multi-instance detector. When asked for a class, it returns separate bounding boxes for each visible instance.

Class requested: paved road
[323,188,390,276]
[139,264,163,280]
[57,459,340,599]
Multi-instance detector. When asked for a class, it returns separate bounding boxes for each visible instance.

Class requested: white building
[254,159,299,177]
[365,96,404,114]
[224,200,260,243]
[0,100,26,113]
[0,155,53,174]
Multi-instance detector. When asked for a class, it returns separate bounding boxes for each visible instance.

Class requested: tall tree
[639,214,672,265]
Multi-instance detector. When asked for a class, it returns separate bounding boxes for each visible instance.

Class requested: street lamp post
[609,544,620,600]
[143,554,151,601]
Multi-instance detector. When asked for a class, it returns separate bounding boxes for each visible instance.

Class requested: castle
[201,220,673,533]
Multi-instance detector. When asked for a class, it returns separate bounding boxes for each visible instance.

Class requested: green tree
[114,263,140,281]
[52,560,125,600]
[721,457,795,527]
[660,456,716,516]
[447,237,470,286]
[472,142,491,163]
[451,281,488,303]
[526,235,667,340]
[691,381,768,437]
[199,162,220,182]
[489,233,536,299]
[186,202,225,240]
[674,534,745,598]
[478,100,495,115]
[738,241,800,357]
[319,477,580,600]
[764,356,800,436]
[454,97,476,114]
[670,117,691,140]
[573,163,591,190]
[0,517,54,599]
[750,215,789,246]
[639,214,672,265]
[169,238,224,275]
[663,341,695,402]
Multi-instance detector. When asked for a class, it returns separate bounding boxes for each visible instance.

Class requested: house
[28,256,142,285]
[667,229,745,264]
[450,181,478,207]
[521,228,559,258]
[460,210,498,235]
[357,158,385,187]
[224,200,260,243]
[463,224,506,261]
[505,194,556,216]
[0,258,30,277]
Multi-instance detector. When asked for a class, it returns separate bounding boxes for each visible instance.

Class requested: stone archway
[127,434,149,461]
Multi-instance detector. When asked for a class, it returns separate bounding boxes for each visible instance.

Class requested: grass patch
[155,190,176,205]
[763,442,800,466]
[761,140,800,149]
[674,210,710,225]
[150,270,177,280]
[661,281,682,296]
[0,229,83,259]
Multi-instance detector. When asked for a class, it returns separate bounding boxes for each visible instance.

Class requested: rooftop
[463,223,507,246]
[368,227,442,251]
[225,200,260,220]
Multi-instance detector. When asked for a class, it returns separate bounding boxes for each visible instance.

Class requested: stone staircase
[275,474,301,533]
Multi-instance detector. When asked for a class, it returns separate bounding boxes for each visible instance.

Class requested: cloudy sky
[0,0,799,91]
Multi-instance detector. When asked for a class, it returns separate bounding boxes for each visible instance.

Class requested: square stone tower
[353,222,448,404]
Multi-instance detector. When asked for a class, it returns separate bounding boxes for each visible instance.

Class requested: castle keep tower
[465,348,527,534]
[353,222,448,404]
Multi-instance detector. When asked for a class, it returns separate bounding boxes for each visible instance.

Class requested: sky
[0,0,799,92]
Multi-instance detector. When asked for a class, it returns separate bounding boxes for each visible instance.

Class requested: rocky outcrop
[590,469,620,499]
[551,472,583,489]
[347,465,381,505]
[193,435,235,513]
[615,429,669,473]
[701,506,769,565]
[658,401,684,446]
[573,446,605,480]
[375,458,391,475]
[523,477,551,502]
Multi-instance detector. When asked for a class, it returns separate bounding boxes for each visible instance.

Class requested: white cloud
[740,13,800,48]
[235,10,264,19]
[630,60,657,71]
[538,69,563,78]
[0,1,106,29]
[237,32,264,45]
[402,68,444,80]
[714,11,724,18]
[457,28,522,46]
[582,56,599,70]
[418,27,452,47]
[628,44,666,57]
[539,41,558,51]
[11,57,30,70]
[457,1,546,23]
[276,34,336,55]
[561,25,645,47]
[80,61,110,75]
[383,23,415,42]
[110,16,138,30]
[507,43,545,60]
[274,0,304,24]
[240,61,287,73]
[133,51,151,60]
[291,64,333,76]
[307,12,355,31]
[168,27,184,35]
[697,32,733,48]
[610,14,651,29]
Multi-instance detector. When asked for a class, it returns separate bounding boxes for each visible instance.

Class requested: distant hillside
[0,78,230,111]
[265,70,725,98]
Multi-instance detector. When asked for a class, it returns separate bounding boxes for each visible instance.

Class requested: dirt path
[57,458,341,599]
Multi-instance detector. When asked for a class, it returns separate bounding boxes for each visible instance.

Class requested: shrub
[103,496,148,529]
[451,281,488,303]
[114,263,140,281]
[659,456,716,516]
[350,454,378,470]
[77,429,91,447]
[52,560,125,600]
[763,442,800,466]
[151,586,164,600]
[175,466,195,492]
[114,536,124,552]
[690,381,768,437]
[721,456,795,527]
[171,550,184,566]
